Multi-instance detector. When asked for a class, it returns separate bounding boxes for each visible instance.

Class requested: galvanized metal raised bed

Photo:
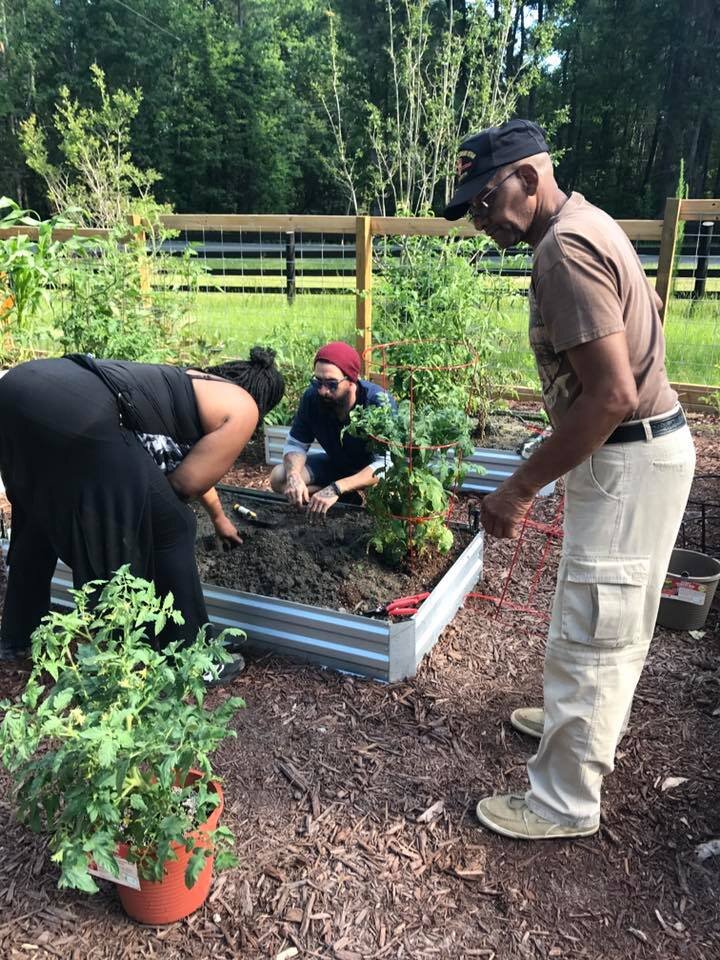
[2,520,483,683]
[263,424,555,497]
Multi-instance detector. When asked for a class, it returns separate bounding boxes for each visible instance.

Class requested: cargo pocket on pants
[560,556,650,648]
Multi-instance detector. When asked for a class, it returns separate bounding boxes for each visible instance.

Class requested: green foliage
[346,398,475,564]
[535,0,718,216]
[702,389,720,415]
[2,1,719,219]
[0,198,221,367]
[322,0,560,214]
[20,64,165,228]
[51,227,214,365]
[0,198,73,329]
[0,197,96,362]
[0,567,244,893]
[373,234,524,432]
[672,158,690,288]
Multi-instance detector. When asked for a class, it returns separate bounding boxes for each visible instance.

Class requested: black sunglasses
[311,375,349,392]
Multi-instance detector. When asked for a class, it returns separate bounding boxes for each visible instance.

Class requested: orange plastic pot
[115,770,224,925]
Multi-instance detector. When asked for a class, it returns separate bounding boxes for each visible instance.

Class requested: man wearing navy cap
[446,120,695,839]
[270,341,395,514]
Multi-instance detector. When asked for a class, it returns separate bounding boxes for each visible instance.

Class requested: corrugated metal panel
[3,529,483,682]
[461,449,556,497]
[264,426,323,465]
[413,533,484,666]
[201,582,393,679]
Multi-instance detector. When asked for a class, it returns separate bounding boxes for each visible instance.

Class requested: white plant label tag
[662,577,706,606]
[88,855,141,890]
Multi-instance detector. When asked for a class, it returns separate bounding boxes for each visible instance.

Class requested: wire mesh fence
[152,216,720,391]
[3,206,717,394]
[666,220,720,392]
[155,225,356,359]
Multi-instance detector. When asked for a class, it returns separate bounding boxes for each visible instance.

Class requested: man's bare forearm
[283,451,307,477]
[334,464,379,494]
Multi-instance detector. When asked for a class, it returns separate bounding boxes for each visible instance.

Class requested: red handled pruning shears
[386,592,430,618]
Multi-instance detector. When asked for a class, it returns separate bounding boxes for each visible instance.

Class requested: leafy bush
[346,398,474,564]
[53,224,214,364]
[372,234,525,432]
[0,198,87,363]
[20,64,165,229]
[0,567,243,893]
[0,198,221,368]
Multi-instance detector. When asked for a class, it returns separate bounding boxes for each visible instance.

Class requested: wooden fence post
[129,213,151,300]
[355,215,372,374]
[655,197,682,324]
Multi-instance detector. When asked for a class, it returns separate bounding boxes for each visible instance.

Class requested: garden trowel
[232,502,287,529]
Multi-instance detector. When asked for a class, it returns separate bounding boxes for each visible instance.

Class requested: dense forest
[1,0,718,219]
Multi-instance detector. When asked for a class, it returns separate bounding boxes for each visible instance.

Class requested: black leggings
[1,466,208,652]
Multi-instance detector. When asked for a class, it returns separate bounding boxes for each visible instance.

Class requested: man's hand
[480,480,536,539]
[308,485,339,515]
[213,513,243,547]
[284,473,310,507]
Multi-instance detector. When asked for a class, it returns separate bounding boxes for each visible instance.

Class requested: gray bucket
[656,548,720,631]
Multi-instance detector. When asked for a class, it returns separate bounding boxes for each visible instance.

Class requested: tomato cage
[466,494,565,623]
[361,338,481,561]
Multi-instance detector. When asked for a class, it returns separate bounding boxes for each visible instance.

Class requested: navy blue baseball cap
[444,119,550,221]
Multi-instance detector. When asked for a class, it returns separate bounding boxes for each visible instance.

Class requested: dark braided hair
[205,346,284,419]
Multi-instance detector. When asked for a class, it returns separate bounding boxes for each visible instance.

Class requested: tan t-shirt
[529,192,677,425]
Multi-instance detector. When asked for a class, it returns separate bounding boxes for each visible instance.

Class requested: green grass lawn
[188,292,356,356]
[186,290,720,389]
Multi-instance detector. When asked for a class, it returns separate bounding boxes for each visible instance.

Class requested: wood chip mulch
[0,414,718,959]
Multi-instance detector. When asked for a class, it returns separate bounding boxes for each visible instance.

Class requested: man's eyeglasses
[466,169,518,221]
[311,375,349,392]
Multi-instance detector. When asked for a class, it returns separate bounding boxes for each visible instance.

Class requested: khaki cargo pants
[526,418,696,829]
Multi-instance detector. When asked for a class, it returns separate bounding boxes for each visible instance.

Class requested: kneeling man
[270,341,395,514]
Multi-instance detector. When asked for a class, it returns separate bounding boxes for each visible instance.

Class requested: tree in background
[321,0,559,214]
[1,0,719,217]
[20,65,163,227]
[536,0,720,216]
[1,0,339,215]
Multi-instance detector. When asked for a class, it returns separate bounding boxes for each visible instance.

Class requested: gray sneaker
[510,707,545,738]
[476,793,599,840]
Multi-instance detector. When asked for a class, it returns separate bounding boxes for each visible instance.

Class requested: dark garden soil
[194,490,473,615]
[0,407,718,959]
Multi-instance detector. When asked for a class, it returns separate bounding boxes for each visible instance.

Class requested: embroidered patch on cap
[455,149,476,181]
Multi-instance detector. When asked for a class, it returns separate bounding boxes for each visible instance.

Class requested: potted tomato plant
[0,566,244,924]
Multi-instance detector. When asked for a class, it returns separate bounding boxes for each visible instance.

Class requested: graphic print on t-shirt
[528,285,573,418]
